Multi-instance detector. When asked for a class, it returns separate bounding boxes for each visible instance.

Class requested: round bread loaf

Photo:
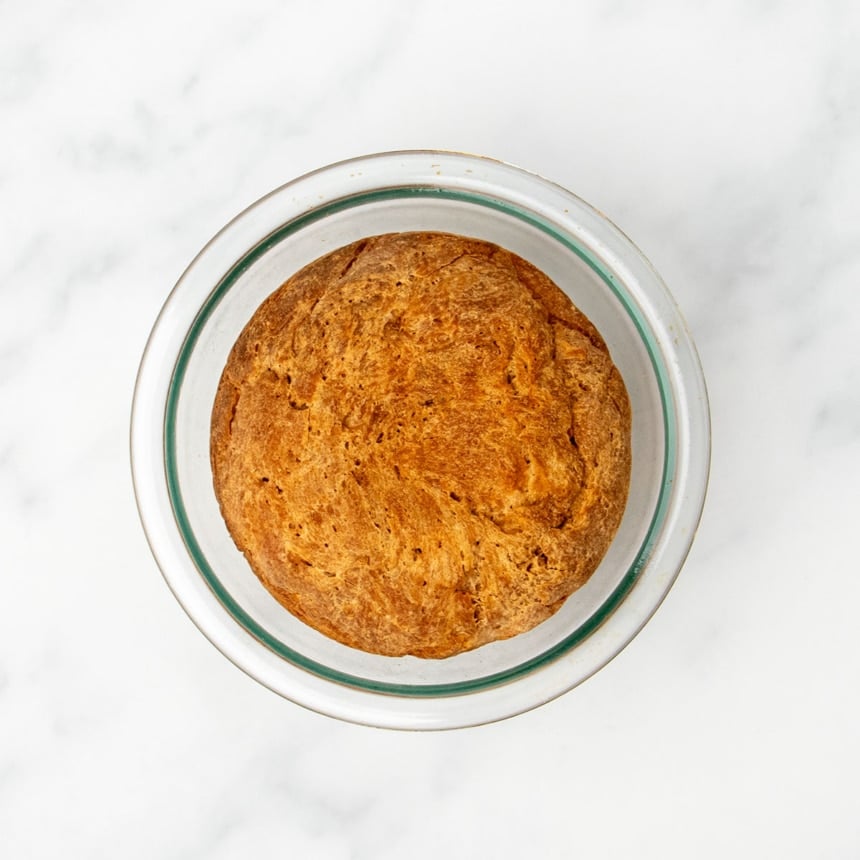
[211,232,631,658]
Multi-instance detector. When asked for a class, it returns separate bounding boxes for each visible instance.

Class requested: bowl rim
[131,149,711,729]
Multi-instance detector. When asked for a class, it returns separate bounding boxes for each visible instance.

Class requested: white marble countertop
[3,1,859,857]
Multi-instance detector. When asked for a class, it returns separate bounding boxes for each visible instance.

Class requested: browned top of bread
[211,232,631,658]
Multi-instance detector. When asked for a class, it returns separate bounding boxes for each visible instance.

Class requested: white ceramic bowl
[131,151,710,729]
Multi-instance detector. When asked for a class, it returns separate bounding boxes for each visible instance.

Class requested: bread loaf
[211,232,631,658]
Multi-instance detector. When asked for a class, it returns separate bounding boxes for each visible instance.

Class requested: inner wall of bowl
[170,191,667,690]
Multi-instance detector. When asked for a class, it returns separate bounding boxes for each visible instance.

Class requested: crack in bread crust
[210,232,631,658]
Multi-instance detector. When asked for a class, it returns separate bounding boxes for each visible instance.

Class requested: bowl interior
[166,188,671,694]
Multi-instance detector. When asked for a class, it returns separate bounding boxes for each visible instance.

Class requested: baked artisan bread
[211,232,631,658]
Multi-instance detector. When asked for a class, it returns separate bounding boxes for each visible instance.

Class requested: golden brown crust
[211,232,631,658]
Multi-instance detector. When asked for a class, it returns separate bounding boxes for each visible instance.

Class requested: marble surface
[2,0,859,856]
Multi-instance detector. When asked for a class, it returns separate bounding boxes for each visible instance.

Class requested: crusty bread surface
[211,232,631,658]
